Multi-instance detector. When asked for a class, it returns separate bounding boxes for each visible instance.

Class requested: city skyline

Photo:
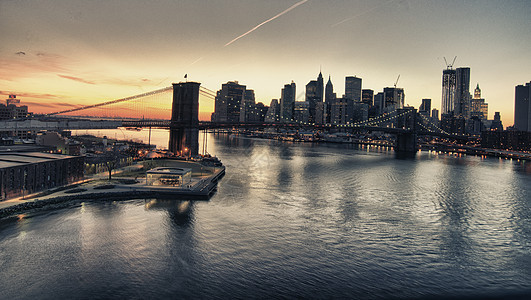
[1,0,530,124]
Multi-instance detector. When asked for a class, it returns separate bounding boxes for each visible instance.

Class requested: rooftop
[0,152,77,166]
[147,167,192,175]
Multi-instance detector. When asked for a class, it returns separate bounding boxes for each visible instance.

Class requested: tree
[102,145,121,181]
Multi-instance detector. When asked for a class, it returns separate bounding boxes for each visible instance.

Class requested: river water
[1,131,530,299]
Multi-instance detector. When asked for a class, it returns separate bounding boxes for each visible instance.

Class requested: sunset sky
[1,0,530,124]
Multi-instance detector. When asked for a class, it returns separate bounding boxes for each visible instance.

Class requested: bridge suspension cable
[199,86,216,99]
[416,114,450,135]
[45,86,173,116]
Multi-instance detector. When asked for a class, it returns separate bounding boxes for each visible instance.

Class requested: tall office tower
[455,67,471,118]
[255,102,268,123]
[213,81,246,123]
[374,92,384,115]
[315,102,325,124]
[265,99,280,123]
[304,71,325,124]
[419,98,431,118]
[325,76,336,124]
[352,102,369,123]
[431,108,439,122]
[325,76,336,103]
[514,82,531,131]
[293,101,310,124]
[280,81,296,122]
[470,83,488,120]
[362,89,374,107]
[317,71,324,103]
[383,87,405,112]
[474,83,481,99]
[345,76,362,102]
[305,80,319,123]
[419,99,431,112]
[331,97,351,125]
[240,89,256,123]
[441,68,457,114]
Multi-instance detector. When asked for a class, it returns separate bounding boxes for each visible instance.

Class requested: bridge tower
[169,82,200,157]
[395,108,418,153]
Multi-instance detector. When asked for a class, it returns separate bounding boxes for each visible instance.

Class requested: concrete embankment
[0,166,225,219]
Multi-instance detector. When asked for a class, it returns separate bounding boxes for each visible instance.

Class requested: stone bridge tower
[169,82,200,157]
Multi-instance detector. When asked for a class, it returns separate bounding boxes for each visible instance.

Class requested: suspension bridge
[1,82,469,154]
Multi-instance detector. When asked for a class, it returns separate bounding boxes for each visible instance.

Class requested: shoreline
[0,164,225,220]
[220,131,531,161]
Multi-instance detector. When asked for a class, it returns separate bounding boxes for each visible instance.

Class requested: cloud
[224,0,308,47]
[0,52,69,81]
[0,91,61,99]
[57,74,96,85]
[21,101,81,109]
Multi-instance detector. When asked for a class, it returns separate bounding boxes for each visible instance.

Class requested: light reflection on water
[0,133,530,299]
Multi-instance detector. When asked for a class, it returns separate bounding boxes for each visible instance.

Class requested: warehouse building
[0,152,84,200]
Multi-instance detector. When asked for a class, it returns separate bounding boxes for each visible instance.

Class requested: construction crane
[443,56,457,69]
[394,74,400,88]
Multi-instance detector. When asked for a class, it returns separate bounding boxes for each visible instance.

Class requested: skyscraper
[324,76,336,124]
[345,76,362,102]
[431,108,439,124]
[325,76,335,104]
[305,80,319,123]
[362,89,374,107]
[374,92,384,115]
[280,81,296,123]
[239,89,256,123]
[419,99,431,118]
[383,87,405,112]
[213,81,246,123]
[470,83,488,120]
[441,68,456,115]
[293,101,310,124]
[514,81,531,132]
[304,71,325,124]
[317,71,324,103]
[265,99,280,123]
[455,67,470,118]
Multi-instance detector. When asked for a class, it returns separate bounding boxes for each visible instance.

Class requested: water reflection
[144,199,194,228]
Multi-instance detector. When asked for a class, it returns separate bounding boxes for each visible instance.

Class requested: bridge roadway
[122,120,471,141]
[1,118,470,142]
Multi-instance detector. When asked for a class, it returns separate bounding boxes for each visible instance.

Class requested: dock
[0,164,225,219]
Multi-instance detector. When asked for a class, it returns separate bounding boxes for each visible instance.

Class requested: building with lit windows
[265,99,280,123]
[212,81,247,123]
[470,84,488,120]
[293,101,310,124]
[0,152,84,200]
[280,81,296,123]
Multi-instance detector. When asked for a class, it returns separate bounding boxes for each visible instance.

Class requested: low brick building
[0,152,84,200]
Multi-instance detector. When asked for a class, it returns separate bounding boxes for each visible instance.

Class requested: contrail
[224,0,308,47]
[331,0,396,27]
